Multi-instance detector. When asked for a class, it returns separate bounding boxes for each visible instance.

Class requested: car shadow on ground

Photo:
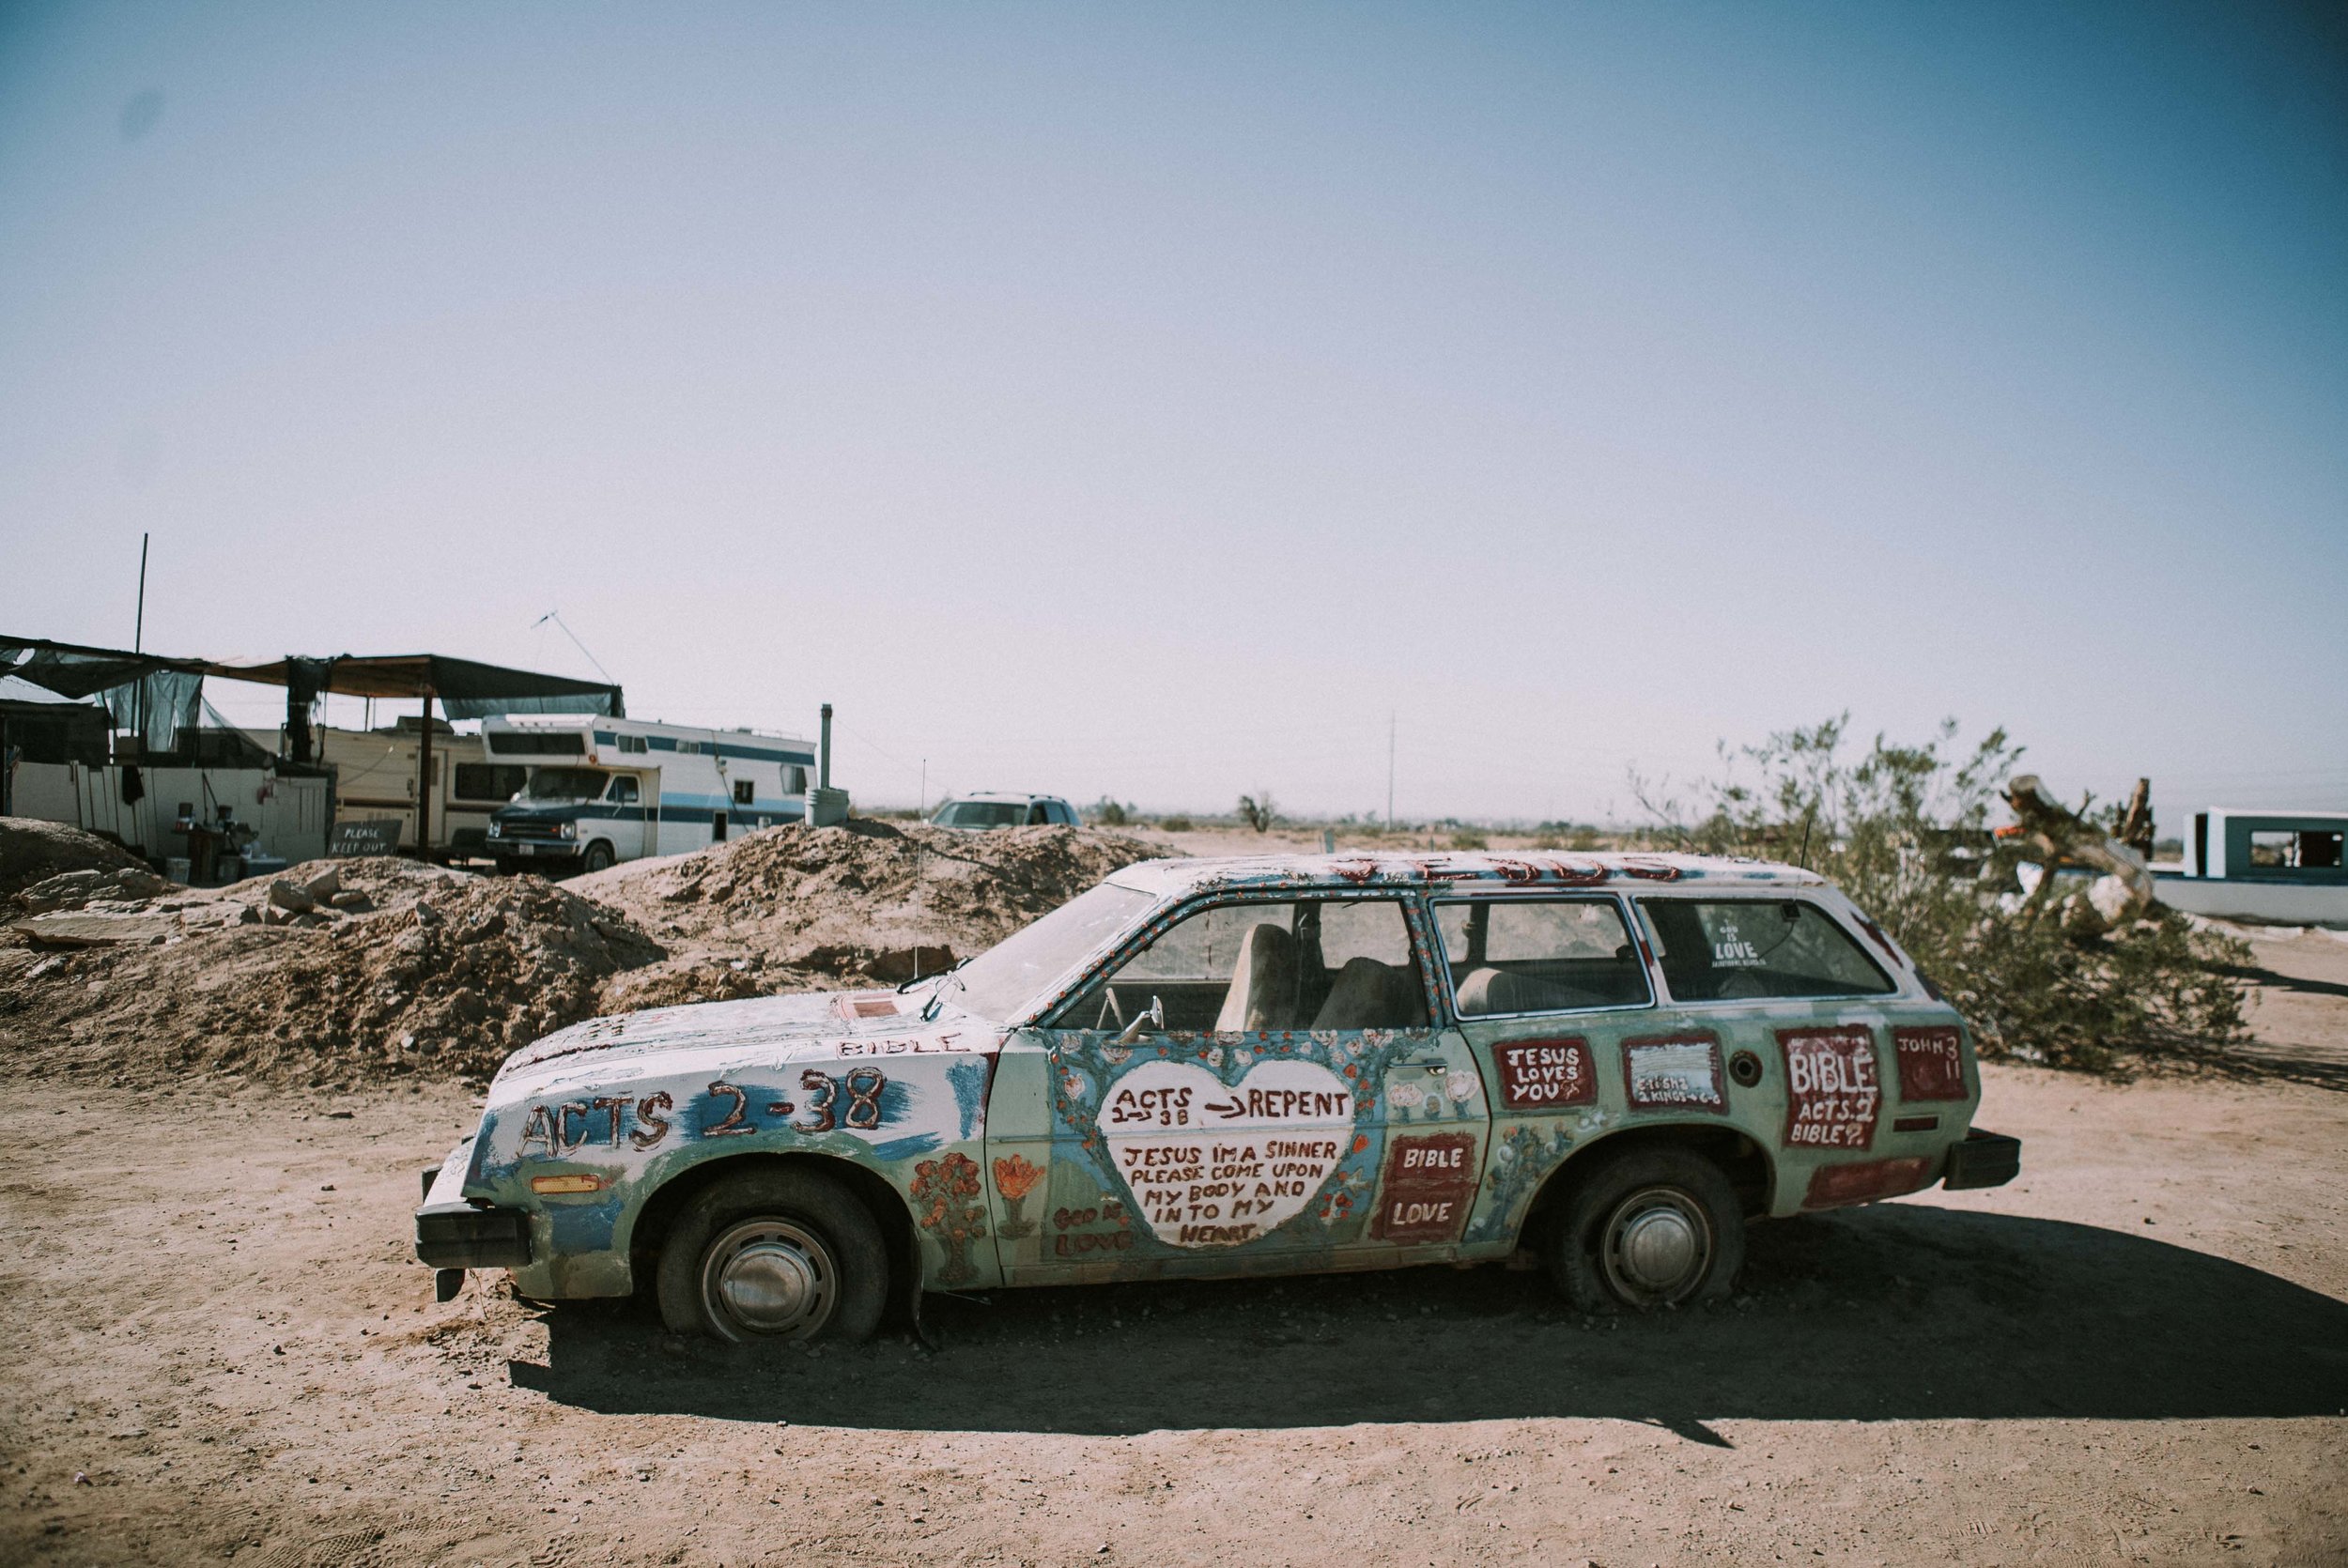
[507,1204,2348,1436]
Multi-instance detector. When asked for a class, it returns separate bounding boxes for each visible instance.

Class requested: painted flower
[1446,1070,1478,1102]
[993,1154,1044,1202]
[1390,1082,1424,1109]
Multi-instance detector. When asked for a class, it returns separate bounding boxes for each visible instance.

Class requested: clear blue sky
[3,3,2341,822]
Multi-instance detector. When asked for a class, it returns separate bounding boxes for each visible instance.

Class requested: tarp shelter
[0,636,209,753]
[201,653,624,847]
[0,675,113,815]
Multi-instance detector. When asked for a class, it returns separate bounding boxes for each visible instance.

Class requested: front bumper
[415,1203,533,1268]
[490,838,579,861]
[414,1137,533,1269]
[1942,1128,2022,1190]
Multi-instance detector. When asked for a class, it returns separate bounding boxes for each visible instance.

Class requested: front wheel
[1547,1145,1744,1314]
[579,840,615,874]
[657,1169,888,1343]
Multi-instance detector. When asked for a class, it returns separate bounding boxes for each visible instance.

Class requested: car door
[1006,890,1461,1283]
[1429,892,1665,1252]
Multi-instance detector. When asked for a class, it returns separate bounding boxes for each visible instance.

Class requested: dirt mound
[579,818,1166,989]
[0,819,147,900]
[1,820,1163,1085]
[0,862,661,1085]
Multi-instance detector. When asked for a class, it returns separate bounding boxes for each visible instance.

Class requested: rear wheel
[1547,1145,1743,1314]
[657,1169,888,1343]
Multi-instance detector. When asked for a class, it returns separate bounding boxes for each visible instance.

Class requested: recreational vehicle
[482,715,816,874]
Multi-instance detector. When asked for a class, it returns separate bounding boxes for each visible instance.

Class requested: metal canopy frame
[200,654,625,851]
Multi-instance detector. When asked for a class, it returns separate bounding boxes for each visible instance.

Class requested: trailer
[2153,808,2348,928]
[482,715,817,874]
[309,718,527,862]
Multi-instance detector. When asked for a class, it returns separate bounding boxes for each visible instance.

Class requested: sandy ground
[2,946,2342,1566]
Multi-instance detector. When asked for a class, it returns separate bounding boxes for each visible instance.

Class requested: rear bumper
[1942,1128,2022,1191]
[415,1202,533,1269]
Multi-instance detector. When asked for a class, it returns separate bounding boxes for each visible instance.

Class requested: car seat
[1215,922,1298,1032]
[1310,956,1417,1028]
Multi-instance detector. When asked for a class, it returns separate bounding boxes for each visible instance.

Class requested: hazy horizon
[5,4,2342,822]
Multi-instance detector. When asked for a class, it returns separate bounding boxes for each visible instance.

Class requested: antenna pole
[1386,710,1396,831]
[133,533,149,652]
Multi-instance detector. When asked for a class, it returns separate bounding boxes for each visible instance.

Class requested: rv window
[490,732,585,756]
[619,734,648,755]
[454,763,528,803]
[521,767,610,802]
[733,779,754,806]
[784,765,807,794]
[674,740,703,755]
[2250,829,2344,870]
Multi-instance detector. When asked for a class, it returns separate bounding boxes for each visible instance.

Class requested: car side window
[611,776,640,806]
[1027,802,1051,825]
[1638,898,1895,1002]
[1434,897,1649,1015]
[1056,898,1429,1033]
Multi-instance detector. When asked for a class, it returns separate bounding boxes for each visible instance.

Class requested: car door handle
[1395,1057,1449,1072]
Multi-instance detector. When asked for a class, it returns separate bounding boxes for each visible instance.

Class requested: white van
[481,715,815,874]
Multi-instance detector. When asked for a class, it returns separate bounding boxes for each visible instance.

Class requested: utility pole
[1386,710,1396,832]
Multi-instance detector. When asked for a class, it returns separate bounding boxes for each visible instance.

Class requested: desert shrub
[1237,794,1276,833]
[1156,815,1194,834]
[1635,716,2250,1074]
[1448,829,1489,850]
[1089,798,1134,826]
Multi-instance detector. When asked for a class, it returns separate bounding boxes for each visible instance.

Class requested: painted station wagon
[415,852,2021,1340]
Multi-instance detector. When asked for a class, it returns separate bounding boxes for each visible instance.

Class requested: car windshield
[521,767,611,802]
[950,882,1157,1022]
[935,800,1030,829]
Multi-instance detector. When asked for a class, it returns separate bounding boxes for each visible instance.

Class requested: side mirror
[1115,994,1166,1045]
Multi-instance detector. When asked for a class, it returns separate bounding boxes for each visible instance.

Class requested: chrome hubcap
[702,1218,837,1341]
[1599,1187,1712,1306]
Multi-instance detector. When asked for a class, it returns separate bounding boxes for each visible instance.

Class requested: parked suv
[417,851,2019,1341]
[930,792,1079,830]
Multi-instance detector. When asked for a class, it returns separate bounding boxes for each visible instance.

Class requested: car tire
[1547,1145,1744,1314]
[580,841,615,874]
[656,1168,888,1344]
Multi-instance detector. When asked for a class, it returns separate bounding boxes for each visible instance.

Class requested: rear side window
[1434,898,1650,1015]
[1638,899,1894,1002]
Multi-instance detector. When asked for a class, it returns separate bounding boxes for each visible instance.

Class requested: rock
[14,913,182,948]
[302,868,342,900]
[267,880,317,915]
[329,891,372,912]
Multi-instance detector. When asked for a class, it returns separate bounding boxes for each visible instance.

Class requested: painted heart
[1099,1058,1357,1247]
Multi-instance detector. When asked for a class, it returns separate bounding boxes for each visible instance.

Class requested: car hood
[487,986,998,1104]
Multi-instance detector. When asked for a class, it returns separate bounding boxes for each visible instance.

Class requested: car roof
[1103,851,1827,899]
[944,792,1067,805]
